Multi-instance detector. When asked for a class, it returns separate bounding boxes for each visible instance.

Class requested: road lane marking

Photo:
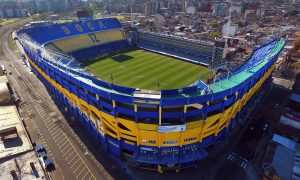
[76,166,87,177]
[65,151,76,160]
[73,162,84,172]
[60,143,71,152]
[70,158,81,168]
[67,153,77,162]
[81,171,89,180]
[47,123,57,130]
[45,119,56,127]
[56,137,68,146]
[62,147,73,156]
[49,127,60,135]
[52,131,63,139]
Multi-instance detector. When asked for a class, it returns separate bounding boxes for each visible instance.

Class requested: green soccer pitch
[84,49,211,90]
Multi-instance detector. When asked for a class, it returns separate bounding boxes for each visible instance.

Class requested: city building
[222,22,239,37]
[0,2,28,18]
[0,76,46,179]
[213,3,225,16]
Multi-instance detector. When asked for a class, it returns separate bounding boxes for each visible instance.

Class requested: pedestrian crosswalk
[227,153,248,169]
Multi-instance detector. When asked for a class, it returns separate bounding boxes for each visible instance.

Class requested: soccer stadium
[16,17,285,172]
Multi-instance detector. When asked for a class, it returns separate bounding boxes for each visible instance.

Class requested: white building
[186,6,196,14]
[230,3,242,14]
[222,23,238,37]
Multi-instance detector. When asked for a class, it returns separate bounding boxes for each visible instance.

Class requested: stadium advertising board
[158,124,186,133]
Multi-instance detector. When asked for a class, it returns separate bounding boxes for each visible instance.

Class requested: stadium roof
[211,39,285,93]
[66,38,285,98]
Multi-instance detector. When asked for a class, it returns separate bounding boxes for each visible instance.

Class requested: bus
[1,65,7,74]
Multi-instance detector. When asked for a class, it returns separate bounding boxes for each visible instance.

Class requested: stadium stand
[19,18,123,45]
[47,29,125,53]
[137,31,215,65]
[16,17,286,172]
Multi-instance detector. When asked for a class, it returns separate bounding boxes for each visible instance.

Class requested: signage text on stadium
[60,20,107,35]
[158,125,186,133]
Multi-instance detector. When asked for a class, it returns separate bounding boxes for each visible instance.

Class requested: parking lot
[34,102,96,180]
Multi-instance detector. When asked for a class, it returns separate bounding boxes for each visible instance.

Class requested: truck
[1,65,7,74]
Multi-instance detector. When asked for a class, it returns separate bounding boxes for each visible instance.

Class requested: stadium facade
[16,18,285,172]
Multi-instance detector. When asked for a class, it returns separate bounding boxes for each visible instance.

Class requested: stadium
[16,17,285,172]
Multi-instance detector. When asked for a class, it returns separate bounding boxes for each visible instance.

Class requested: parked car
[34,144,45,153]
[11,89,20,103]
[39,156,54,170]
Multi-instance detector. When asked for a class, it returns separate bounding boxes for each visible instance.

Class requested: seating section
[52,34,94,53]
[18,18,122,45]
[47,29,125,53]
[138,31,214,64]
[72,40,129,60]
[94,29,124,44]
[234,40,277,74]
[45,43,63,53]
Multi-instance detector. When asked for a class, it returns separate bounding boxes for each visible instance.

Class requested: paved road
[0,23,112,180]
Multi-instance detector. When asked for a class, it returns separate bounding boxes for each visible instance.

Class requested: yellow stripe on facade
[25,53,275,148]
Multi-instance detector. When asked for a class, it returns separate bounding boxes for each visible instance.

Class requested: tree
[208,31,220,39]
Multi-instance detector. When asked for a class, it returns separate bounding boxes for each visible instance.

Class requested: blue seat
[19,18,123,45]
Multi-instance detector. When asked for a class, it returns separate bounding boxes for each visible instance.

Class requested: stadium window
[69,81,75,86]
[184,137,197,142]
[118,123,131,131]
[163,140,178,144]
[90,99,98,108]
[137,117,158,124]
[106,126,117,137]
[87,90,96,97]
[116,101,134,110]
[91,111,100,120]
[99,105,112,114]
[141,139,156,144]
[219,123,226,130]
[100,97,113,106]
[138,105,158,112]
[161,118,184,126]
[122,149,134,156]
[185,114,204,122]
[76,85,85,92]
[210,98,224,106]
[61,76,67,81]
[117,113,135,121]
[207,109,221,117]
[208,119,220,128]
[162,106,184,112]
